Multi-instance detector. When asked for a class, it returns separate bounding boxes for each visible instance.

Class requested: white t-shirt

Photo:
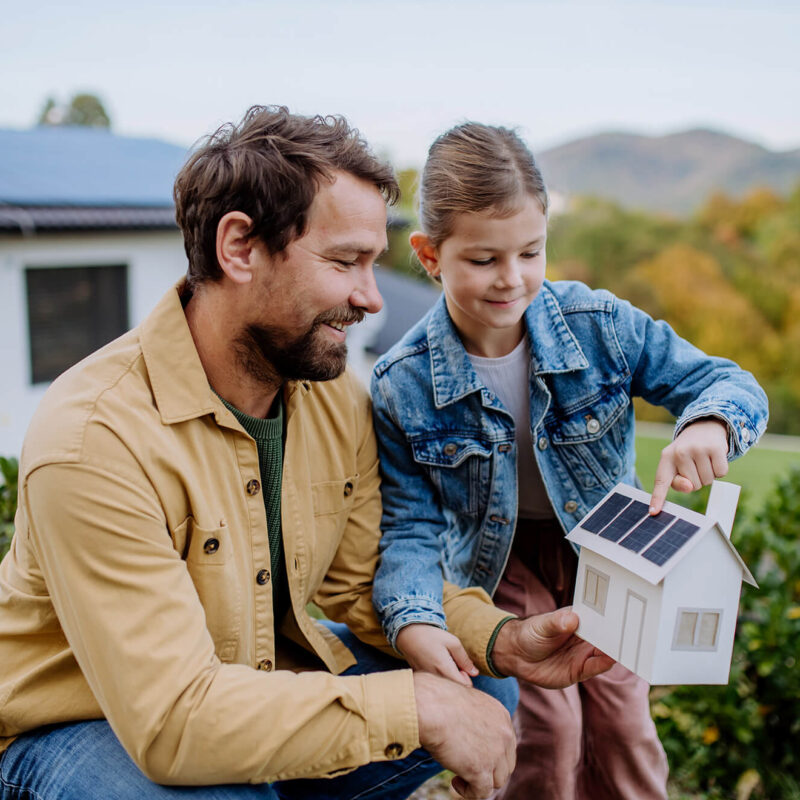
[468,337,555,520]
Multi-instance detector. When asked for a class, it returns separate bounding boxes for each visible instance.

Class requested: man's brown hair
[174,105,399,288]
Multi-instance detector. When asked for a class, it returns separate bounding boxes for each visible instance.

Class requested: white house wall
[573,549,662,679]
[0,231,186,456]
[651,531,744,685]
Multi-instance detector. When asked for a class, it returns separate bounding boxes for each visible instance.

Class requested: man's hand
[490,609,614,688]
[413,672,516,799]
[396,624,478,687]
[649,418,729,514]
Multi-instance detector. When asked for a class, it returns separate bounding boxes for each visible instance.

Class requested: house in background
[0,126,431,456]
[0,126,191,455]
[567,480,756,685]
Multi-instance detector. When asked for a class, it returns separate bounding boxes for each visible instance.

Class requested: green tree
[36,93,111,129]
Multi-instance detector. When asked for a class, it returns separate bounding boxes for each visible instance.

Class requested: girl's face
[412,196,547,358]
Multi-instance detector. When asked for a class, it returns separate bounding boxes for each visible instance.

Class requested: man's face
[237,170,388,384]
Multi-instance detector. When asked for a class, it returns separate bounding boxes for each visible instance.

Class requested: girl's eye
[468,258,493,266]
[521,250,541,259]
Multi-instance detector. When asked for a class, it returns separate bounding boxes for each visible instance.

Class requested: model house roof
[566,482,756,587]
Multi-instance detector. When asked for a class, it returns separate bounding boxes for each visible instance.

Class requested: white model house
[568,481,756,685]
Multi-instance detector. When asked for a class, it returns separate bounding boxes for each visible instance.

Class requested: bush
[0,456,18,560]
[654,468,800,799]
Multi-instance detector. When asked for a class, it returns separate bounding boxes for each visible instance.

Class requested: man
[0,106,612,800]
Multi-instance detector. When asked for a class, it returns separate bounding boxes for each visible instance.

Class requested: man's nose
[350,266,384,314]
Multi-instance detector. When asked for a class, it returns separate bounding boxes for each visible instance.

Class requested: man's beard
[235,305,365,386]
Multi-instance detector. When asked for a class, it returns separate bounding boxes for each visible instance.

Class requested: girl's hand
[395,623,478,687]
[649,418,729,514]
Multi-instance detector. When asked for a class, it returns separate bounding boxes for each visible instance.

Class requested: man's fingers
[530,608,579,642]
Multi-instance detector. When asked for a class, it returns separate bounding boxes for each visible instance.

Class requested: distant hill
[537,128,800,216]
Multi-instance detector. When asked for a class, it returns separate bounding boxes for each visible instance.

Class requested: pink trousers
[492,533,669,800]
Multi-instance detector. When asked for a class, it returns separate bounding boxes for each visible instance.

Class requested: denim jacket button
[740,428,751,443]
[537,436,548,451]
[497,443,512,453]
[586,418,600,434]
[443,443,458,456]
[564,500,579,513]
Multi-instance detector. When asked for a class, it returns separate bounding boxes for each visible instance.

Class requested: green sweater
[219,394,289,622]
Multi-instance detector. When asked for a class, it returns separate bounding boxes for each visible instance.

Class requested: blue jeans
[0,622,518,800]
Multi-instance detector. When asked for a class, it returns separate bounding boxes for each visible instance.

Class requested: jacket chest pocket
[547,388,630,490]
[410,435,492,517]
[177,517,242,662]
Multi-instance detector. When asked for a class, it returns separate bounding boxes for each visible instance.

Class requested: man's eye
[335,259,356,268]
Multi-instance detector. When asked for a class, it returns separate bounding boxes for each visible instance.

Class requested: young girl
[370,123,768,800]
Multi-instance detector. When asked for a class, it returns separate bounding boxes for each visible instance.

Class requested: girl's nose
[496,259,524,289]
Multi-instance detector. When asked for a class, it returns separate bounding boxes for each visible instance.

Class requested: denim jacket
[370,280,768,647]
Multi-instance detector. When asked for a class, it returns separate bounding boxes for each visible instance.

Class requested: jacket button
[489,515,510,524]
[384,742,404,759]
[740,428,751,443]
[257,659,273,671]
[586,418,600,434]
[246,479,260,496]
[497,443,511,453]
[443,443,458,456]
[564,500,579,513]
[537,436,548,450]
[256,569,270,585]
[343,481,354,497]
[203,538,220,554]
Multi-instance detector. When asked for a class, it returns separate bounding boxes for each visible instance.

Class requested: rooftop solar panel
[581,492,632,533]
[619,511,676,552]
[642,519,700,566]
[598,500,650,542]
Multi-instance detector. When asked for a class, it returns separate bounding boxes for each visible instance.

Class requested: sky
[1,0,798,167]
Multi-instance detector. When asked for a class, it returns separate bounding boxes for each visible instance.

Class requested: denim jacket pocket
[548,387,630,490]
[410,434,492,517]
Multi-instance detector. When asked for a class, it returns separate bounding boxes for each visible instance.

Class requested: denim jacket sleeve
[612,295,769,456]
[370,370,448,649]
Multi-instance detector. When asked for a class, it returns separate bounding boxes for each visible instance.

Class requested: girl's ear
[217,211,258,285]
[409,231,440,278]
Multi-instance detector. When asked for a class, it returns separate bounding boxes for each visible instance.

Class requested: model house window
[583,566,609,614]
[26,265,129,384]
[672,609,722,651]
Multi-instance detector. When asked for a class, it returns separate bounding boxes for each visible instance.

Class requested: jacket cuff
[378,597,447,650]
[363,668,420,764]
[675,399,765,459]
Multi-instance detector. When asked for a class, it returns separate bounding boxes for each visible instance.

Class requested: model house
[567,480,756,685]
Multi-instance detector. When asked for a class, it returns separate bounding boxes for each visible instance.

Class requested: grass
[635,425,800,513]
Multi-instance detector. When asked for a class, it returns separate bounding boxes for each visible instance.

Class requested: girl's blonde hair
[418,122,548,246]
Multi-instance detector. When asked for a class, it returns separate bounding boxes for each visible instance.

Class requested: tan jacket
[0,284,509,785]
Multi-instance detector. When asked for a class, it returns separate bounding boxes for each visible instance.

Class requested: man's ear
[409,231,440,278]
[217,211,259,284]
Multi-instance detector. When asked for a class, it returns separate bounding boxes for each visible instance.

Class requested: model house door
[620,591,646,672]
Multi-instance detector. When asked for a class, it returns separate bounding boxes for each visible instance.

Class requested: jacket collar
[426,282,588,408]
[139,281,309,426]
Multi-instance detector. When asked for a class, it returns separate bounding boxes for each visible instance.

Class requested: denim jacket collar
[426,282,589,408]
